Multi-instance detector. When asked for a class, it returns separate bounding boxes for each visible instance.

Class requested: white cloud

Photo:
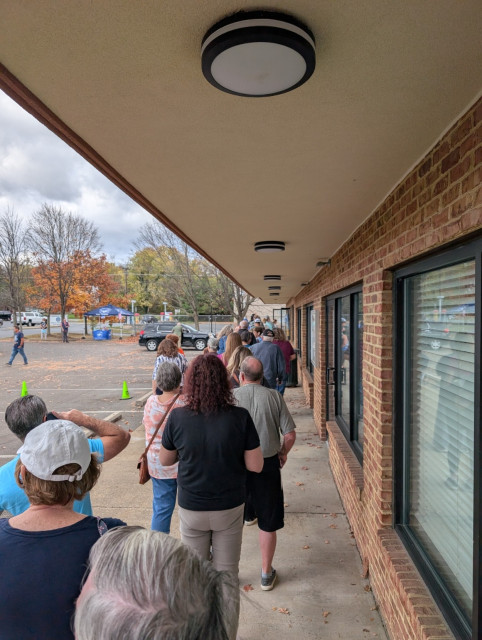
[0,91,154,262]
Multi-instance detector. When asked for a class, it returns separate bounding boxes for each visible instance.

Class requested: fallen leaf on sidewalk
[295,481,304,486]
[277,608,290,615]
[323,611,330,618]
[364,585,371,592]
[284,503,289,507]
[324,540,330,544]
[243,584,254,592]
[301,466,309,470]
[330,513,338,518]
[302,545,310,549]
[329,524,337,529]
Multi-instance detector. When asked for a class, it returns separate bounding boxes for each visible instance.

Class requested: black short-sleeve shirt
[162,405,260,511]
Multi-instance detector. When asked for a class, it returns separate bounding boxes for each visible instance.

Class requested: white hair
[74,526,240,640]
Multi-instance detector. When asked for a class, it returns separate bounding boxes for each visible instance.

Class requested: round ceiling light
[254,241,285,252]
[201,11,316,97]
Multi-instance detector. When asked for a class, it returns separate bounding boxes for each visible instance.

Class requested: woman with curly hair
[160,354,263,574]
[220,332,242,366]
[151,337,188,394]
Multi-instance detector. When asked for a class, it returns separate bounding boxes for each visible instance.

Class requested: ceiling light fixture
[201,10,316,97]
[254,241,285,252]
[268,286,281,290]
[301,282,309,286]
[264,275,281,281]
[269,293,280,296]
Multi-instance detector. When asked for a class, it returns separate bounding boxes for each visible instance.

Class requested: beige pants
[179,504,244,574]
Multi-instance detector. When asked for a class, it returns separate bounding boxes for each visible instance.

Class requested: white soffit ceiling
[0,1,481,302]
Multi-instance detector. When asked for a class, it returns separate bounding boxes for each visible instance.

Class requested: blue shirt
[0,438,104,516]
[0,515,125,640]
[13,331,24,347]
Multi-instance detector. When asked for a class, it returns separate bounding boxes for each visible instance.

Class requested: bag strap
[143,393,180,456]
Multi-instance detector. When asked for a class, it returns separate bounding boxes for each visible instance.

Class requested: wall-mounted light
[301,282,309,286]
[201,10,316,97]
[264,275,281,280]
[316,258,331,268]
[254,241,285,252]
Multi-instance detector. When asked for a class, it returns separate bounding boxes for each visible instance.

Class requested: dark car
[0,310,12,322]
[141,314,158,324]
[139,322,210,351]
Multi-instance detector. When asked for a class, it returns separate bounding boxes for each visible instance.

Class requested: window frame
[296,307,302,359]
[305,304,314,373]
[393,238,482,640]
[326,283,364,462]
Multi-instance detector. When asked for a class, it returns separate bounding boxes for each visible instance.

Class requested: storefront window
[395,246,480,640]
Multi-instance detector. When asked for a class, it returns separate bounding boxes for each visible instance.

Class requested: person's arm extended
[52,409,130,462]
[159,445,178,466]
[244,446,264,473]
[278,431,296,468]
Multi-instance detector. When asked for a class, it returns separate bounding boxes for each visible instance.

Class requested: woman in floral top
[144,361,185,533]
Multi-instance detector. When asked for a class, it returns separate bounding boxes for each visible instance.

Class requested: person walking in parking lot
[61,316,70,342]
[6,326,28,366]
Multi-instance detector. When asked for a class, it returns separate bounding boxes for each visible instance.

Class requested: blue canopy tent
[84,304,134,339]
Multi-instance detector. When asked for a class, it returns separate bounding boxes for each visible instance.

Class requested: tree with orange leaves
[28,204,127,322]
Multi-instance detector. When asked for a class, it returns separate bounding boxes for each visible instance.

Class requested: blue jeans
[8,346,27,365]
[276,373,288,395]
[151,478,177,533]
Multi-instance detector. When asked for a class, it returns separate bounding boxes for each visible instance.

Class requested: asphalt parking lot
[0,336,198,462]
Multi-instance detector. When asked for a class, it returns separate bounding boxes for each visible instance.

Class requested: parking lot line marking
[19,388,152,392]
[0,455,16,459]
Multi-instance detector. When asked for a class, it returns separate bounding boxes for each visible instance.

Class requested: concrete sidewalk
[92,387,389,640]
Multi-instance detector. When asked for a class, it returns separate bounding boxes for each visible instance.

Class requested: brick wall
[287,97,481,639]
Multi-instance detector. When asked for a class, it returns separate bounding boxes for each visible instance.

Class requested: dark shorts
[245,454,284,532]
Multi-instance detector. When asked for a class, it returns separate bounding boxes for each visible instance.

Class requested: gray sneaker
[261,569,277,591]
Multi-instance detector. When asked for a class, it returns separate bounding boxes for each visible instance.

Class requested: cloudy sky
[0,90,155,264]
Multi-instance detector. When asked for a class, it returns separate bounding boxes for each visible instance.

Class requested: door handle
[326,367,336,385]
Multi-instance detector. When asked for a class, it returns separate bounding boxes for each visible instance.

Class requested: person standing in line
[40,317,48,340]
[61,316,70,342]
[144,362,185,533]
[233,357,296,591]
[160,354,263,575]
[249,329,285,389]
[6,325,28,366]
[273,328,296,395]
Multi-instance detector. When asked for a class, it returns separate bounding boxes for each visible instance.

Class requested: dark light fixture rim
[264,275,281,280]
[254,240,285,252]
[202,10,315,46]
[268,286,281,290]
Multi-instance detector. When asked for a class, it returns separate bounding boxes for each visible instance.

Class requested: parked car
[141,314,158,324]
[0,310,12,322]
[16,311,43,326]
[139,322,210,351]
